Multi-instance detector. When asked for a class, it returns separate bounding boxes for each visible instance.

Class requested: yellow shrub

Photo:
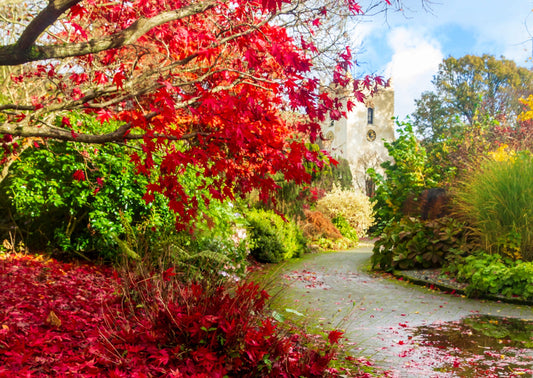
[489,144,515,162]
[316,185,374,238]
[518,95,533,122]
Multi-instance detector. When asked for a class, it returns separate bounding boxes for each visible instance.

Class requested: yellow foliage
[489,144,515,162]
[316,185,374,238]
[517,95,533,122]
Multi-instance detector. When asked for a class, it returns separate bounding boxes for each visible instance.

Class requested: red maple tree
[0,0,391,228]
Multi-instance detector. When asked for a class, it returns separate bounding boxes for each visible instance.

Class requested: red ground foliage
[0,254,350,377]
[0,253,120,376]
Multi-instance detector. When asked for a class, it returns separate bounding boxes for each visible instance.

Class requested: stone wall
[321,84,395,194]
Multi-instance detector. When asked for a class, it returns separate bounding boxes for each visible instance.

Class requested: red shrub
[0,254,345,376]
[103,271,341,377]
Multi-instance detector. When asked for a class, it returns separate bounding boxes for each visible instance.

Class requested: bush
[368,120,440,234]
[0,113,251,263]
[246,209,306,263]
[0,253,346,376]
[332,215,359,243]
[371,217,467,271]
[0,135,166,259]
[453,150,533,261]
[455,251,533,300]
[316,185,374,239]
[299,210,357,251]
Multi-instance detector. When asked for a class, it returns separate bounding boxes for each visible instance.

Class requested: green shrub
[368,120,440,234]
[332,215,359,243]
[455,251,533,300]
[316,185,374,239]
[453,150,533,261]
[0,113,247,265]
[0,136,164,259]
[246,209,306,263]
[372,216,467,271]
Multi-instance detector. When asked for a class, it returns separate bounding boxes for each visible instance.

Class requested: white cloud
[384,27,443,120]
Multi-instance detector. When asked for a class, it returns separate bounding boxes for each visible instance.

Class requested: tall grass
[453,151,533,261]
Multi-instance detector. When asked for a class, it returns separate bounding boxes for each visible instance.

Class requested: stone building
[320,83,395,195]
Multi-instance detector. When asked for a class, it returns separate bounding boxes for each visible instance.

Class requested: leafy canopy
[0,0,392,229]
[412,54,533,144]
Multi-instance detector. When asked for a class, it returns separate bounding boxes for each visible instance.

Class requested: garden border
[393,269,533,306]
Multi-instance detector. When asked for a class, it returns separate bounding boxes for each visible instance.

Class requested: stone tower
[321,83,395,195]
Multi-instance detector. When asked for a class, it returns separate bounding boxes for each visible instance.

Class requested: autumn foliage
[0,253,349,376]
[0,0,388,229]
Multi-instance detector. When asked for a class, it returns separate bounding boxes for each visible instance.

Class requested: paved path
[268,244,533,377]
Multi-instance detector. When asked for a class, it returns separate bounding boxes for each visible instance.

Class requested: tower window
[367,108,374,124]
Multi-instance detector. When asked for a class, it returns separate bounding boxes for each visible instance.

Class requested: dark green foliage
[246,209,306,263]
[0,135,168,259]
[312,156,353,191]
[264,153,353,219]
[455,252,533,300]
[368,120,439,234]
[371,217,466,272]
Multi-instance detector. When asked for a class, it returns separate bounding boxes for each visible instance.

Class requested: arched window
[367,108,374,124]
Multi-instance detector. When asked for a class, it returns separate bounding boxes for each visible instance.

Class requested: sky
[351,0,533,120]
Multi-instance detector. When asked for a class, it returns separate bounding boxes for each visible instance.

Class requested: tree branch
[0,0,216,66]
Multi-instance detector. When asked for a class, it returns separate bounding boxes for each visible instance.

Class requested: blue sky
[351,0,533,120]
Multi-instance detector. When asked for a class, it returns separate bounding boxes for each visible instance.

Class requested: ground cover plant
[453,251,533,301]
[0,251,360,376]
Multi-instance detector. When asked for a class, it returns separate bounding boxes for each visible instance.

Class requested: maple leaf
[46,310,62,328]
[112,70,126,90]
[261,0,288,12]
[68,4,87,20]
[93,71,108,85]
[61,116,71,127]
[354,89,366,103]
[96,108,114,124]
[328,329,344,344]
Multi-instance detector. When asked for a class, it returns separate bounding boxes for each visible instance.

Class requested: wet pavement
[267,244,533,377]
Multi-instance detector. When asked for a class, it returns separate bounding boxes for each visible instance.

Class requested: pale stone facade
[321,85,395,195]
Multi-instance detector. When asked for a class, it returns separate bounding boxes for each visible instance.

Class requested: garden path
[267,244,533,377]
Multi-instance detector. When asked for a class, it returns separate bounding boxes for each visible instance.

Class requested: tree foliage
[368,120,439,233]
[412,54,533,144]
[0,0,395,229]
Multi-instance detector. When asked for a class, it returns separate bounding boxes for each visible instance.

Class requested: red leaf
[73,169,85,181]
[68,4,87,19]
[162,267,176,282]
[96,109,114,124]
[61,116,71,127]
[328,329,344,344]
[93,71,108,85]
[112,70,126,90]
